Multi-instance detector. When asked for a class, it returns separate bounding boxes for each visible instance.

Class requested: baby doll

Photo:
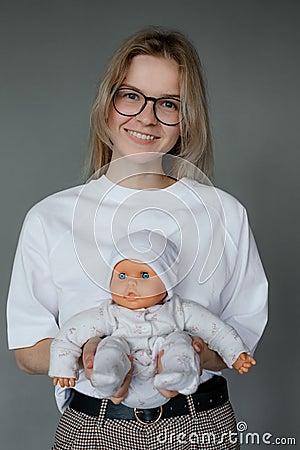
[49,230,256,408]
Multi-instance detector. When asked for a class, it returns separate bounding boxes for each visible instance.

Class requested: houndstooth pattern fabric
[52,398,240,450]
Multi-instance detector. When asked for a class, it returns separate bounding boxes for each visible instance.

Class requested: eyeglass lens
[113,88,182,126]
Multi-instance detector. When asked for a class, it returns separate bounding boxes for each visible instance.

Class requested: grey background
[1,1,299,448]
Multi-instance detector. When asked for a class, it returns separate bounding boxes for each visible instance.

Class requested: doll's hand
[109,356,134,405]
[82,337,102,380]
[53,377,76,388]
[233,353,256,374]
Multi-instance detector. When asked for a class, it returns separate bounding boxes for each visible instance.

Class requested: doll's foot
[91,372,124,397]
[154,371,197,394]
[91,353,131,397]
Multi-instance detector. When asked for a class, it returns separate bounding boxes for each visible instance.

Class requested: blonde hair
[84,27,213,181]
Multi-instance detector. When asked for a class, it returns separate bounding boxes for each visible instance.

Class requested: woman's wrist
[14,338,53,375]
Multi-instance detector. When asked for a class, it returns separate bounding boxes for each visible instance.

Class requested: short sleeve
[220,206,268,352]
[7,210,59,349]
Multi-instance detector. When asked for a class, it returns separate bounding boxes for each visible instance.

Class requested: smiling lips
[126,129,158,141]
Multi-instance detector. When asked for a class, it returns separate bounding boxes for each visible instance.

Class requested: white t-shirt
[7,175,268,410]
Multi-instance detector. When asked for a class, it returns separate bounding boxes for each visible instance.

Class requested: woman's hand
[191,336,227,372]
[82,337,133,405]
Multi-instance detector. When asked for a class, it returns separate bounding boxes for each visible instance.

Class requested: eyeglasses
[112,87,182,126]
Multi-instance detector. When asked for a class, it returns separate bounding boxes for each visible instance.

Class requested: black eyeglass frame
[112,87,183,127]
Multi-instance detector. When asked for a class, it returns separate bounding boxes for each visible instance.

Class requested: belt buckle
[134,406,163,425]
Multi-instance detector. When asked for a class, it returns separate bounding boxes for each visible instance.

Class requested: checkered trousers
[52,397,240,450]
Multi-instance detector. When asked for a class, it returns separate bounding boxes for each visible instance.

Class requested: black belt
[69,376,228,425]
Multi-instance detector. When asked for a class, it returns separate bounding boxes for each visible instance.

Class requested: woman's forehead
[123,54,180,97]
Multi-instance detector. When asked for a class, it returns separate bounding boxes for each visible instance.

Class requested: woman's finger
[156,350,179,399]
[82,337,101,379]
[109,356,133,405]
[156,349,164,374]
[191,336,205,375]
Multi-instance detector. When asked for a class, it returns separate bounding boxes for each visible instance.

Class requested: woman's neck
[106,171,175,190]
[105,154,176,190]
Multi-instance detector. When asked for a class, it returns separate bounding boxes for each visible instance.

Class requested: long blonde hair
[84,27,213,182]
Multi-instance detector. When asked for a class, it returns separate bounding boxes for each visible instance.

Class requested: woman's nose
[136,102,157,125]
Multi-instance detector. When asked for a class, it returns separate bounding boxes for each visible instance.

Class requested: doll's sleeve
[48,305,113,379]
[183,300,250,368]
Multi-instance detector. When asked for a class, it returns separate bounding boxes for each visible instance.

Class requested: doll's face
[110,259,167,310]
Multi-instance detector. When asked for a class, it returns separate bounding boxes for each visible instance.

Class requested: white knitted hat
[109,230,179,298]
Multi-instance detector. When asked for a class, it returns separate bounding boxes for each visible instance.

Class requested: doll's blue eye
[118,273,126,279]
[141,272,150,279]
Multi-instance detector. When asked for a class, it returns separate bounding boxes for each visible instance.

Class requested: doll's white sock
[153,331,200,395]
[91,336,131,397]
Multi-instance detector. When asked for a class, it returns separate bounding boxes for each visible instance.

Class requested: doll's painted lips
[125,291,139,298]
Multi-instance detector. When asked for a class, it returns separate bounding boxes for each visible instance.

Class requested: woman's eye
[118,273,126,279]
[141,272,150,279]
[125,92,139,101]
[161,100,177,110]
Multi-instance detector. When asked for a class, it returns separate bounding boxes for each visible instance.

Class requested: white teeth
[127,130,155,140]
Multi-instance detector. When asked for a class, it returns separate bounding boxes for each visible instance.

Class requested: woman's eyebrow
[120,83,180,98]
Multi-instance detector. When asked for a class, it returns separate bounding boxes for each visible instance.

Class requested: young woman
[7,28,268,449]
